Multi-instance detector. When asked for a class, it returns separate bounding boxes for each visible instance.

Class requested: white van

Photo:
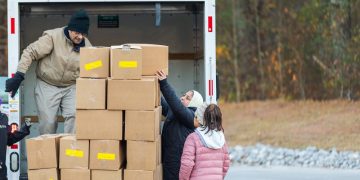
[7,0,217,179]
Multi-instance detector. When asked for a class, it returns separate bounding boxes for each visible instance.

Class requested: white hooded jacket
[195,127,225,149]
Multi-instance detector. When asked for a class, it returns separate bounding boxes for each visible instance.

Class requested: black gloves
[5,71,25,98]
[20,119,31,136]
[7,121,31,146]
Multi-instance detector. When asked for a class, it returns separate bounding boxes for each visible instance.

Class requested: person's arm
[179,134,196,180]
[159,79,195,129]
[6,32,53,97]
[223,143,230,177]
[7,123,31,146]
[161,96,169,117]
[17,32,54,74]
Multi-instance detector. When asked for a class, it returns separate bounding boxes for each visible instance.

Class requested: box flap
[111,44,142,50]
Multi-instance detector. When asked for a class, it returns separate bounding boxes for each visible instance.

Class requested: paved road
[225,166,360,180]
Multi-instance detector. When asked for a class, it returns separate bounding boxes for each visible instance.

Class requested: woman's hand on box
[156,70,167,81]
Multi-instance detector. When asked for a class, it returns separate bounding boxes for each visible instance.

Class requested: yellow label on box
[49,178,54,180]
[97,153,116,160]
[85,60,103,70]
[65,149,84,158]
[119,61,137,68]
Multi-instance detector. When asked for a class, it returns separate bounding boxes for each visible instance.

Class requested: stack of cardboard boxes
[26,134,63,180]
[108,44,165,180]
[26,44,168,180]
[76,46,124,179]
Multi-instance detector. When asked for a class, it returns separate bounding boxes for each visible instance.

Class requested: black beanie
[67,9,89,35]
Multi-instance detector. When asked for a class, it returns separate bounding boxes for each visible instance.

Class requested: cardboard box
[28,168,58,180]
[76,110,123,140]
[61,169,90,180]
[80,47,110,78]
[143,76,161,106]
[89,140,125,170]
[111,45,142,79]
[107,77,159,110]
[59,136,89,169]
[26,134,63,170]
[158,137,162,164]
[92,170,122,180]
[125,107,161,141]
[76,78,106,110]
[127,138,161,171]
[124,165,162,180]
[130,44,168,76]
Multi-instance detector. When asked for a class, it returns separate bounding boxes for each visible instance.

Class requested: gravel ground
[229,143,360,169]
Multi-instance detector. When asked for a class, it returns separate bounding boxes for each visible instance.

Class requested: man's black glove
[5,71,25,98]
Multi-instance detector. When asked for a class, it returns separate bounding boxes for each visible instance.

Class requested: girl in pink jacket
[179,103,230,180]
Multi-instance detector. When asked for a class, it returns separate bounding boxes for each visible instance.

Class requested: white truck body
[7,0,216,179]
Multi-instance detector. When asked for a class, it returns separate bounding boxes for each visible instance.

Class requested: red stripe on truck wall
[11,18,15,34]
[11,144,18,149]
[208,80,214,96]
[208,16,213,32]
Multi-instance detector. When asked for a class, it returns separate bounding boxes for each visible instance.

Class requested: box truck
[6,0,217,179]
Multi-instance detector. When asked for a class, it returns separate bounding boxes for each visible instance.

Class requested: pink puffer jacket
[179,132,230,180]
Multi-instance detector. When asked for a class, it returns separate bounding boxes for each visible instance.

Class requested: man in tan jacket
[5,9,92,134]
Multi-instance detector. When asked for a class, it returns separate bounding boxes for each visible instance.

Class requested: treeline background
[0,0,359,101]
[216,0,359,101]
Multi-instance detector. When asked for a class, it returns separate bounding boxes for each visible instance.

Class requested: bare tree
[254,0,265,99]
[232,0,241,102]
[277,1,284,98]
